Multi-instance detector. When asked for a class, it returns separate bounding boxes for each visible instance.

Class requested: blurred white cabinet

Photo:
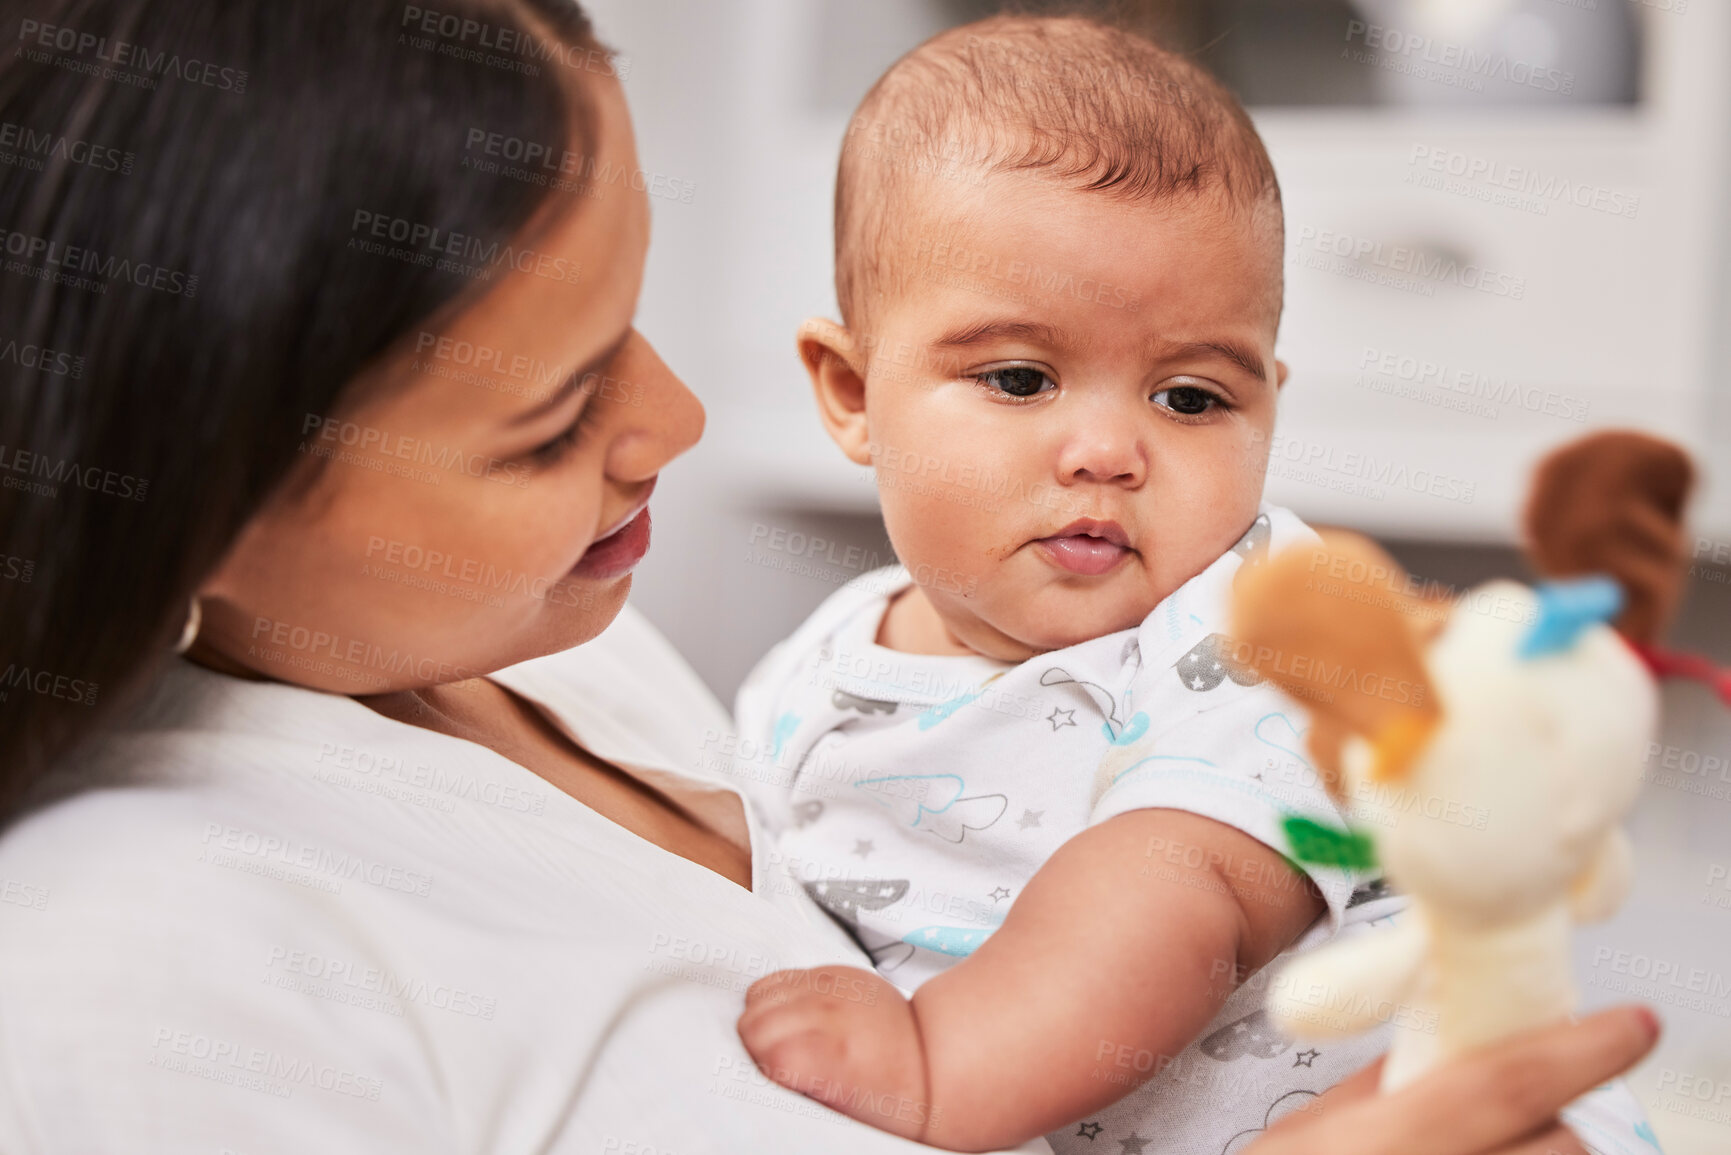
[1261,1,1728,538]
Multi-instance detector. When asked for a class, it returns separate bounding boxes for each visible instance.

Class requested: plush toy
[1230,430,1702,1092]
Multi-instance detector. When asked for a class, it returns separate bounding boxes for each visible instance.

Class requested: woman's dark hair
[0,0,606,818]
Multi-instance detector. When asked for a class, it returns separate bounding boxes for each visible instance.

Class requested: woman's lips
[570,506,652,581]
[1037,532,1130,576]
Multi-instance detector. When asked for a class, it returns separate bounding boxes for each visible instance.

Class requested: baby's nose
[1055,422,1146,486]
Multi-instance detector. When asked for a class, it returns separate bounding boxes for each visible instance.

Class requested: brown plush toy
[1524,429,1695,645]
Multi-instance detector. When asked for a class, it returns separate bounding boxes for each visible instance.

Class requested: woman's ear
[797,317,872,466]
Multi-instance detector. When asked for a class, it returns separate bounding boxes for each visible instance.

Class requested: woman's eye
[530,422,584,464]
[977,366,1054,398]
[528,402,598,465]
[1152,385,1219,416]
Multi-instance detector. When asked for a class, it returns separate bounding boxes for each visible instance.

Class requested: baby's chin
[968,596,1159,661]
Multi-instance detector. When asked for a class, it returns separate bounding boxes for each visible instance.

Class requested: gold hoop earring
[174,597,202,655]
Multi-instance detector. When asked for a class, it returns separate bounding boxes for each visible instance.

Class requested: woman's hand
[1247,1005,1661,1155]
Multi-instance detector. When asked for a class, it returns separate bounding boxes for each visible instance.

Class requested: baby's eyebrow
[1159,339,1268,383]
[928,321,1269,382]
[931,319,1067,351]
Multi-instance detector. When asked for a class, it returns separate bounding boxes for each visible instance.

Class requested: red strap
[1633,642,1731,707]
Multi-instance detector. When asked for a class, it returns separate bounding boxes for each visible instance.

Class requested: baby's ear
[797,317,872,466]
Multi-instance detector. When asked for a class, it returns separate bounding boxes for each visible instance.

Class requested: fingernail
[1633,1005,1661,1042]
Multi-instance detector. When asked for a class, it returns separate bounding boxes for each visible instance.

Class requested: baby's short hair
[835,13,1282,328]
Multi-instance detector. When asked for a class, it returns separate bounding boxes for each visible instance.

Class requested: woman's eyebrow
[507,327,634,427]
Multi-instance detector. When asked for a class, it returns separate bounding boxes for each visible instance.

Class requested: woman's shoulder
[0,770,443,978]
[0,783,454,1147]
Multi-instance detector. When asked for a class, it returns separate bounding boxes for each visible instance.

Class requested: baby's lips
[1047,517,1131,548]
[1038,533,1130,576]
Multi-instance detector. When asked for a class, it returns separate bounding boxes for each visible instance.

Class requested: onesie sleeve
[1087,663,1365,939]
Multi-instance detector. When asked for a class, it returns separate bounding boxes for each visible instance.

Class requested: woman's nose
[604,332,705,482]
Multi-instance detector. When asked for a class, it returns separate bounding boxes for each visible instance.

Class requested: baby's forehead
[875,169,1285,330]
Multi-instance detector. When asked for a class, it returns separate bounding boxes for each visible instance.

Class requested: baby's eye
[976,366,1055,398]
[1152,385,1220,416]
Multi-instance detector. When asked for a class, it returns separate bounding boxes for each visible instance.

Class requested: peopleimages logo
[0,227,197,298]
[300,413,532,489]
[1343,20,1574,96]
[0,663,97,706]
[0,442,149,502]
[1588,946,1731,1013]
[0,120,134,175]
[0,337,82,379]
[1407,145,1639,220]
[148,1027,381,1101]
[1356,346,1590,423]
[400,5,630,80]
[17,19,249,93]
[200,823,434,898]
[247,615,482,687]
[462,129,696,203]
[1292,226,1525,300]
[1260,431,1477,505]
[1705,864,1731,912]
[347,210,582,285]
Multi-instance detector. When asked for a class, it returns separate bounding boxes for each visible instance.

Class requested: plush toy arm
[1266,915,1428,1040]
[1568,828,1633,924]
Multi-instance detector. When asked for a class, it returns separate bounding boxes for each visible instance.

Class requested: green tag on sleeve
[1282,814,1378,871]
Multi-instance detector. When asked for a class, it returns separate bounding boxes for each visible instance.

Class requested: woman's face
[193,77,704,694]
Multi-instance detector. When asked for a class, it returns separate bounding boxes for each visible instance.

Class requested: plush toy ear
[1523,431,1695,646]
[1230,532,1444,803]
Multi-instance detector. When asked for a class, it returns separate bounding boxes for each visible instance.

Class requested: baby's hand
[737,965,937,1143]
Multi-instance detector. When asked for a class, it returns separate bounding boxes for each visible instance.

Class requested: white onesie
[734,505,1659,1155]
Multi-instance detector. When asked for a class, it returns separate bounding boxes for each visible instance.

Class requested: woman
[0,1,1657,1150]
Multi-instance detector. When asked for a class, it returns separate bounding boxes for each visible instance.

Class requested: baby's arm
[737,807,1325,1152]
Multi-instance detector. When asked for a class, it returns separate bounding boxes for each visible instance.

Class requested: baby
[731,15,1651,1155]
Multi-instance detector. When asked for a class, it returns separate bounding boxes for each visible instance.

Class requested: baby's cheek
[1231,415,1279,484]
[1167,428,1267,503]
[879,476,991,584]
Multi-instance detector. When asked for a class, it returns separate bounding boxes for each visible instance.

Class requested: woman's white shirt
[0,606,1042,1154]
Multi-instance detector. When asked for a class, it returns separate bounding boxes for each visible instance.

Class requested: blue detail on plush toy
[1518,576,1624,659]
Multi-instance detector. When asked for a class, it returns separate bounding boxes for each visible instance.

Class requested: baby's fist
[737,965,935,1141]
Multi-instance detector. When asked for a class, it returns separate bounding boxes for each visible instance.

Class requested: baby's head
[801,14,1287,662]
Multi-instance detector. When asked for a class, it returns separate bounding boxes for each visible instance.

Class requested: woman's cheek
[482,460,600,563]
